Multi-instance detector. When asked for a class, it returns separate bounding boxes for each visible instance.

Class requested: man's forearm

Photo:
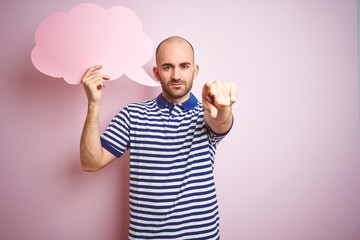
[80,103,103,171]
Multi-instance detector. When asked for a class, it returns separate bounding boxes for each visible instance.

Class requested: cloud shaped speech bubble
[31,3,158,86]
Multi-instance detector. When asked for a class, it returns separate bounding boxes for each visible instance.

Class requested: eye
[162,64,173,70]
[181,65,189,69]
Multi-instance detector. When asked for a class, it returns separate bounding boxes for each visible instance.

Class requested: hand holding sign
[31,3,158,86]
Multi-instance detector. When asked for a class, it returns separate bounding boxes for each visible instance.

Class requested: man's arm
[202,80,237,134]
[80,65,117,172]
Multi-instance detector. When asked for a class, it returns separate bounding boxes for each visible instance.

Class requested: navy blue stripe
[129,218,219,239]
[130,193,217,210]
[100,138,124,158]
[130,204,218,222]
[129,224,219,240]
[130,126,198,134]
[129,216,219,235]
[129,188,216,204]
[130,136,206,147]
[130,158,211,172]
[128,114,202,125]
[130,141,207,154]
[129,182,215,197]
[130,125,204,137]
[130,146,209,164]
[130,169,214,184]
[130,163,211,177]
[130,175,214,191]
[103,129,128,143]
[130,210,218,228]
[130,140,207,154]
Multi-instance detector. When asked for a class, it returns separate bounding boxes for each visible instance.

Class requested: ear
[153,66,160,82]
[193,64,199,79]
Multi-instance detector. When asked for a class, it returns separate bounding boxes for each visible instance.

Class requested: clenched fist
[202,80,237,119]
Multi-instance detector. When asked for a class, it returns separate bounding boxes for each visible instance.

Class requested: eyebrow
[161,63,174,68]
[161,62,192,67]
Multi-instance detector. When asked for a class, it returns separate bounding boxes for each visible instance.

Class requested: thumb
[210,105,218,119]
[206,103,218,119]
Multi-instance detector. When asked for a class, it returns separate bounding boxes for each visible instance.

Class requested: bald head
[155,36,195,65]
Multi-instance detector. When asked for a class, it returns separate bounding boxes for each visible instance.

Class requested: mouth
[170,81,184,87]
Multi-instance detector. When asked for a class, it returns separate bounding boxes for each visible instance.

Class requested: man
[80,36,237,239]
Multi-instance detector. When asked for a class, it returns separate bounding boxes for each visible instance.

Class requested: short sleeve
[100,106,131,158]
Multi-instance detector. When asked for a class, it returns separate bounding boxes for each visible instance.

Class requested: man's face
[153,40,199,103]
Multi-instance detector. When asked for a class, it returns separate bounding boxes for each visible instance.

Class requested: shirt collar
[157,93,198,111]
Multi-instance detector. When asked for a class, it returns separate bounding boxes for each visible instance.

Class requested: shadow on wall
[10,42,160,239]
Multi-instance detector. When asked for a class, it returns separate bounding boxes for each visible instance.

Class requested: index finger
[202,82,215,97]
[84,65,103,77]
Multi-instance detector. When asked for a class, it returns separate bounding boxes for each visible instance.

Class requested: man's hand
[202,80,237,134]
[82,65,110,105]
[80,65,116,172]
[202,80,237,119]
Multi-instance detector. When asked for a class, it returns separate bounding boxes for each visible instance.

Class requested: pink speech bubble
[31,3,158,86]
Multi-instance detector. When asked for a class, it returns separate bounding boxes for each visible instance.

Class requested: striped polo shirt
[100,93,230,240]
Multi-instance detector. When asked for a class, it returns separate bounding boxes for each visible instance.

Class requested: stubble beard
[160,73,194,100]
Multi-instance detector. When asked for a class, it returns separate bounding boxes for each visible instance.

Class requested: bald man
[80,36,237,239]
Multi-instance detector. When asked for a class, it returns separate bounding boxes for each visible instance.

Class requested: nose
[171,67,181,80]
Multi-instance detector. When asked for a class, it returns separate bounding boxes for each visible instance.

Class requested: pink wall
[1,0,359,239]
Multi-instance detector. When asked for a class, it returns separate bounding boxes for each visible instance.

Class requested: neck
[161,91,191,104]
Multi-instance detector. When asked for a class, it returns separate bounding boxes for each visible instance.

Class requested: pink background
[1,0,359,239]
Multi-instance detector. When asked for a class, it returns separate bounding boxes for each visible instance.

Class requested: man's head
[155,36,195,65]
[153,36,199,104]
